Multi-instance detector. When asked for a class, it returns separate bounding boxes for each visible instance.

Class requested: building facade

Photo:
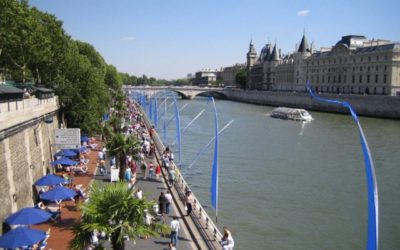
[247,35,400,95]
[220,64,245,86]
[192,70,218,86]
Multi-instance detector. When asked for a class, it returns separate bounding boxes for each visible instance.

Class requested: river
[157,97,399,250]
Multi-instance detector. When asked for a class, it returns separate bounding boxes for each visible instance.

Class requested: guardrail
[138,104,223,249]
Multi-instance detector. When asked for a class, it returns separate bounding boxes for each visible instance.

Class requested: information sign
[110,167,119,182]
[55,128,81,149]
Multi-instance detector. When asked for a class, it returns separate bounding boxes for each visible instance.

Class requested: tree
[70,182,169,250]
[106,132,142,181]
[235,68,247,88]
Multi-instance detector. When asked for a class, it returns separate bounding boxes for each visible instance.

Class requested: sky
[30,0,400,80]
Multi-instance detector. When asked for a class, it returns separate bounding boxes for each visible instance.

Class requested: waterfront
[161,97,400,250]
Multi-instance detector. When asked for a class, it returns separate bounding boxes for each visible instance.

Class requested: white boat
[270,107,313,121]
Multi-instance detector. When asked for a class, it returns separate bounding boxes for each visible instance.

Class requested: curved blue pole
[173,96,181,165]
[208,96,219,222]
[306,81,379,250]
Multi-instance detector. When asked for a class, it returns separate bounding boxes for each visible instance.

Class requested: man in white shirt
[170,216,180,246]
[164,191,173,214]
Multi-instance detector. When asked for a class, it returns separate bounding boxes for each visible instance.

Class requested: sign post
[55,128,81,149]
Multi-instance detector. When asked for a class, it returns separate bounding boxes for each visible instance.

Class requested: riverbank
[224,89,400,119]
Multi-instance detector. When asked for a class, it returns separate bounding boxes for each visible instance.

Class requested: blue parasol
[54,149,77,158]
[0,227,46,249]
[50,157,78,166]
[34,174,65,186]
[5,207,52,225]
[40,186,77,202]
[81,136,90,142]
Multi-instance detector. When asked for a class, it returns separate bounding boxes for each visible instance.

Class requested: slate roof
[0,85,24,94]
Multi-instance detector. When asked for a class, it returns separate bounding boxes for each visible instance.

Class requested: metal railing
[139,105,223,249]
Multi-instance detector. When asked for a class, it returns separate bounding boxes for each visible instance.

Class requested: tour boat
[270,107,313,121]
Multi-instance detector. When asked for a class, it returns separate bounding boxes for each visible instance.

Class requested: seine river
[159,97,399,250]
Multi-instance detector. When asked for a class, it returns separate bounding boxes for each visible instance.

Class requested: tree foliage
[70,182,169,250]
[235,68,248,88]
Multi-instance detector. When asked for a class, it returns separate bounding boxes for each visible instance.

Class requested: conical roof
[298,34,309,53]
[270,44,279,61]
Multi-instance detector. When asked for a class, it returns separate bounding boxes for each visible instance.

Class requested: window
[338,75,341,83]
[352,75,355,83]
[353,67,355,72]
[376,66,379,71]
[385,55,388,60]
[367,75,370,83]
[368,56,371,62]
[361,57,363,62]
[384,74,387,83]
[376,56,379,61]
[322,76,325,83]
[328,76,330,83]
[333,76,336,82]
[375,74,378,83]
[367,66,370,71]
[344,75,347,83]
[384,65,387,71]
[359,75,363,83]
[360,67,363,72]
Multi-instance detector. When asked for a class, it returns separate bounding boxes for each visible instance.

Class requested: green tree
[70,182,169,250]
[106,132,141,180]
[235,68,247,88]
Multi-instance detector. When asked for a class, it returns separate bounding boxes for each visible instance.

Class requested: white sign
[110,168,119,182]
[55,128,81,149]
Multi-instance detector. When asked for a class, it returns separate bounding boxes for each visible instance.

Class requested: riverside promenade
[30,134,222,249]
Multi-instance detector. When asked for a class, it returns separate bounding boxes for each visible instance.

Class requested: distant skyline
[30,0,400,80]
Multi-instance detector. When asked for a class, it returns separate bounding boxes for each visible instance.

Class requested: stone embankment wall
[225,89,400,119]
[0,97,59,232]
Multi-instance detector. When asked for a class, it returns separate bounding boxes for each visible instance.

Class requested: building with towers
[246,34,400,95]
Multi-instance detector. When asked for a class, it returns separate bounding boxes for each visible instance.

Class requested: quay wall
[0,97,59,232]
[224,89,400,119]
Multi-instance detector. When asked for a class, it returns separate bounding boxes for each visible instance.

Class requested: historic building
[220,64,245,86]
[192,70,218,86]
[246,34,400,95]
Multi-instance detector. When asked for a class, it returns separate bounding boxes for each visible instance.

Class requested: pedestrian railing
[139,105,223,249]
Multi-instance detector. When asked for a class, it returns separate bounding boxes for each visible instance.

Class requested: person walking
[155,164,161,181]
[164,191,173,214]
[170,216,180,246]
[185,190,194,216]
[148,162,155,179]
[158,192,166,214]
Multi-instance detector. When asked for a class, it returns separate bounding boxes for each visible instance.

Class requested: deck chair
[72,166,88,175]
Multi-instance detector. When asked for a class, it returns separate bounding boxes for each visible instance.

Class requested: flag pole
[209,96,219,223]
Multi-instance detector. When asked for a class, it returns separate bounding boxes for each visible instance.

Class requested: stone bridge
[123,85,227,99]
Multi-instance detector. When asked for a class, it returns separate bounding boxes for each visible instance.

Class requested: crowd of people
[89,100,235,249]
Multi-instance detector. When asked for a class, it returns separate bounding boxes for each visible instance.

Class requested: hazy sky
[30,0,400,80]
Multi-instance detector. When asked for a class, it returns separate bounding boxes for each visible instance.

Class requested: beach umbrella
[81,136,90,143]
[40,186,77,202]
[54,149,77,158]
[34,174,65,186]
[0,227,46,249]
[5,207,52,225]
[50,157,78,166]
[78,146,88,153]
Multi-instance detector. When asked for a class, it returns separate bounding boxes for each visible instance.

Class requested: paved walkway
[98,153,197,250]
[30,138,198,250]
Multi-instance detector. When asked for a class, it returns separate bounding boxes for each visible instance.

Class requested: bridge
[123,85,228,99]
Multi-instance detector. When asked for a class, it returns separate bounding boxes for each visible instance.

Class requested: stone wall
[225,89,400,119]
[0,97,59,233]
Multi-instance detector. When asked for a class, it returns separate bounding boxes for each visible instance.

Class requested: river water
[158,97,399,250]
